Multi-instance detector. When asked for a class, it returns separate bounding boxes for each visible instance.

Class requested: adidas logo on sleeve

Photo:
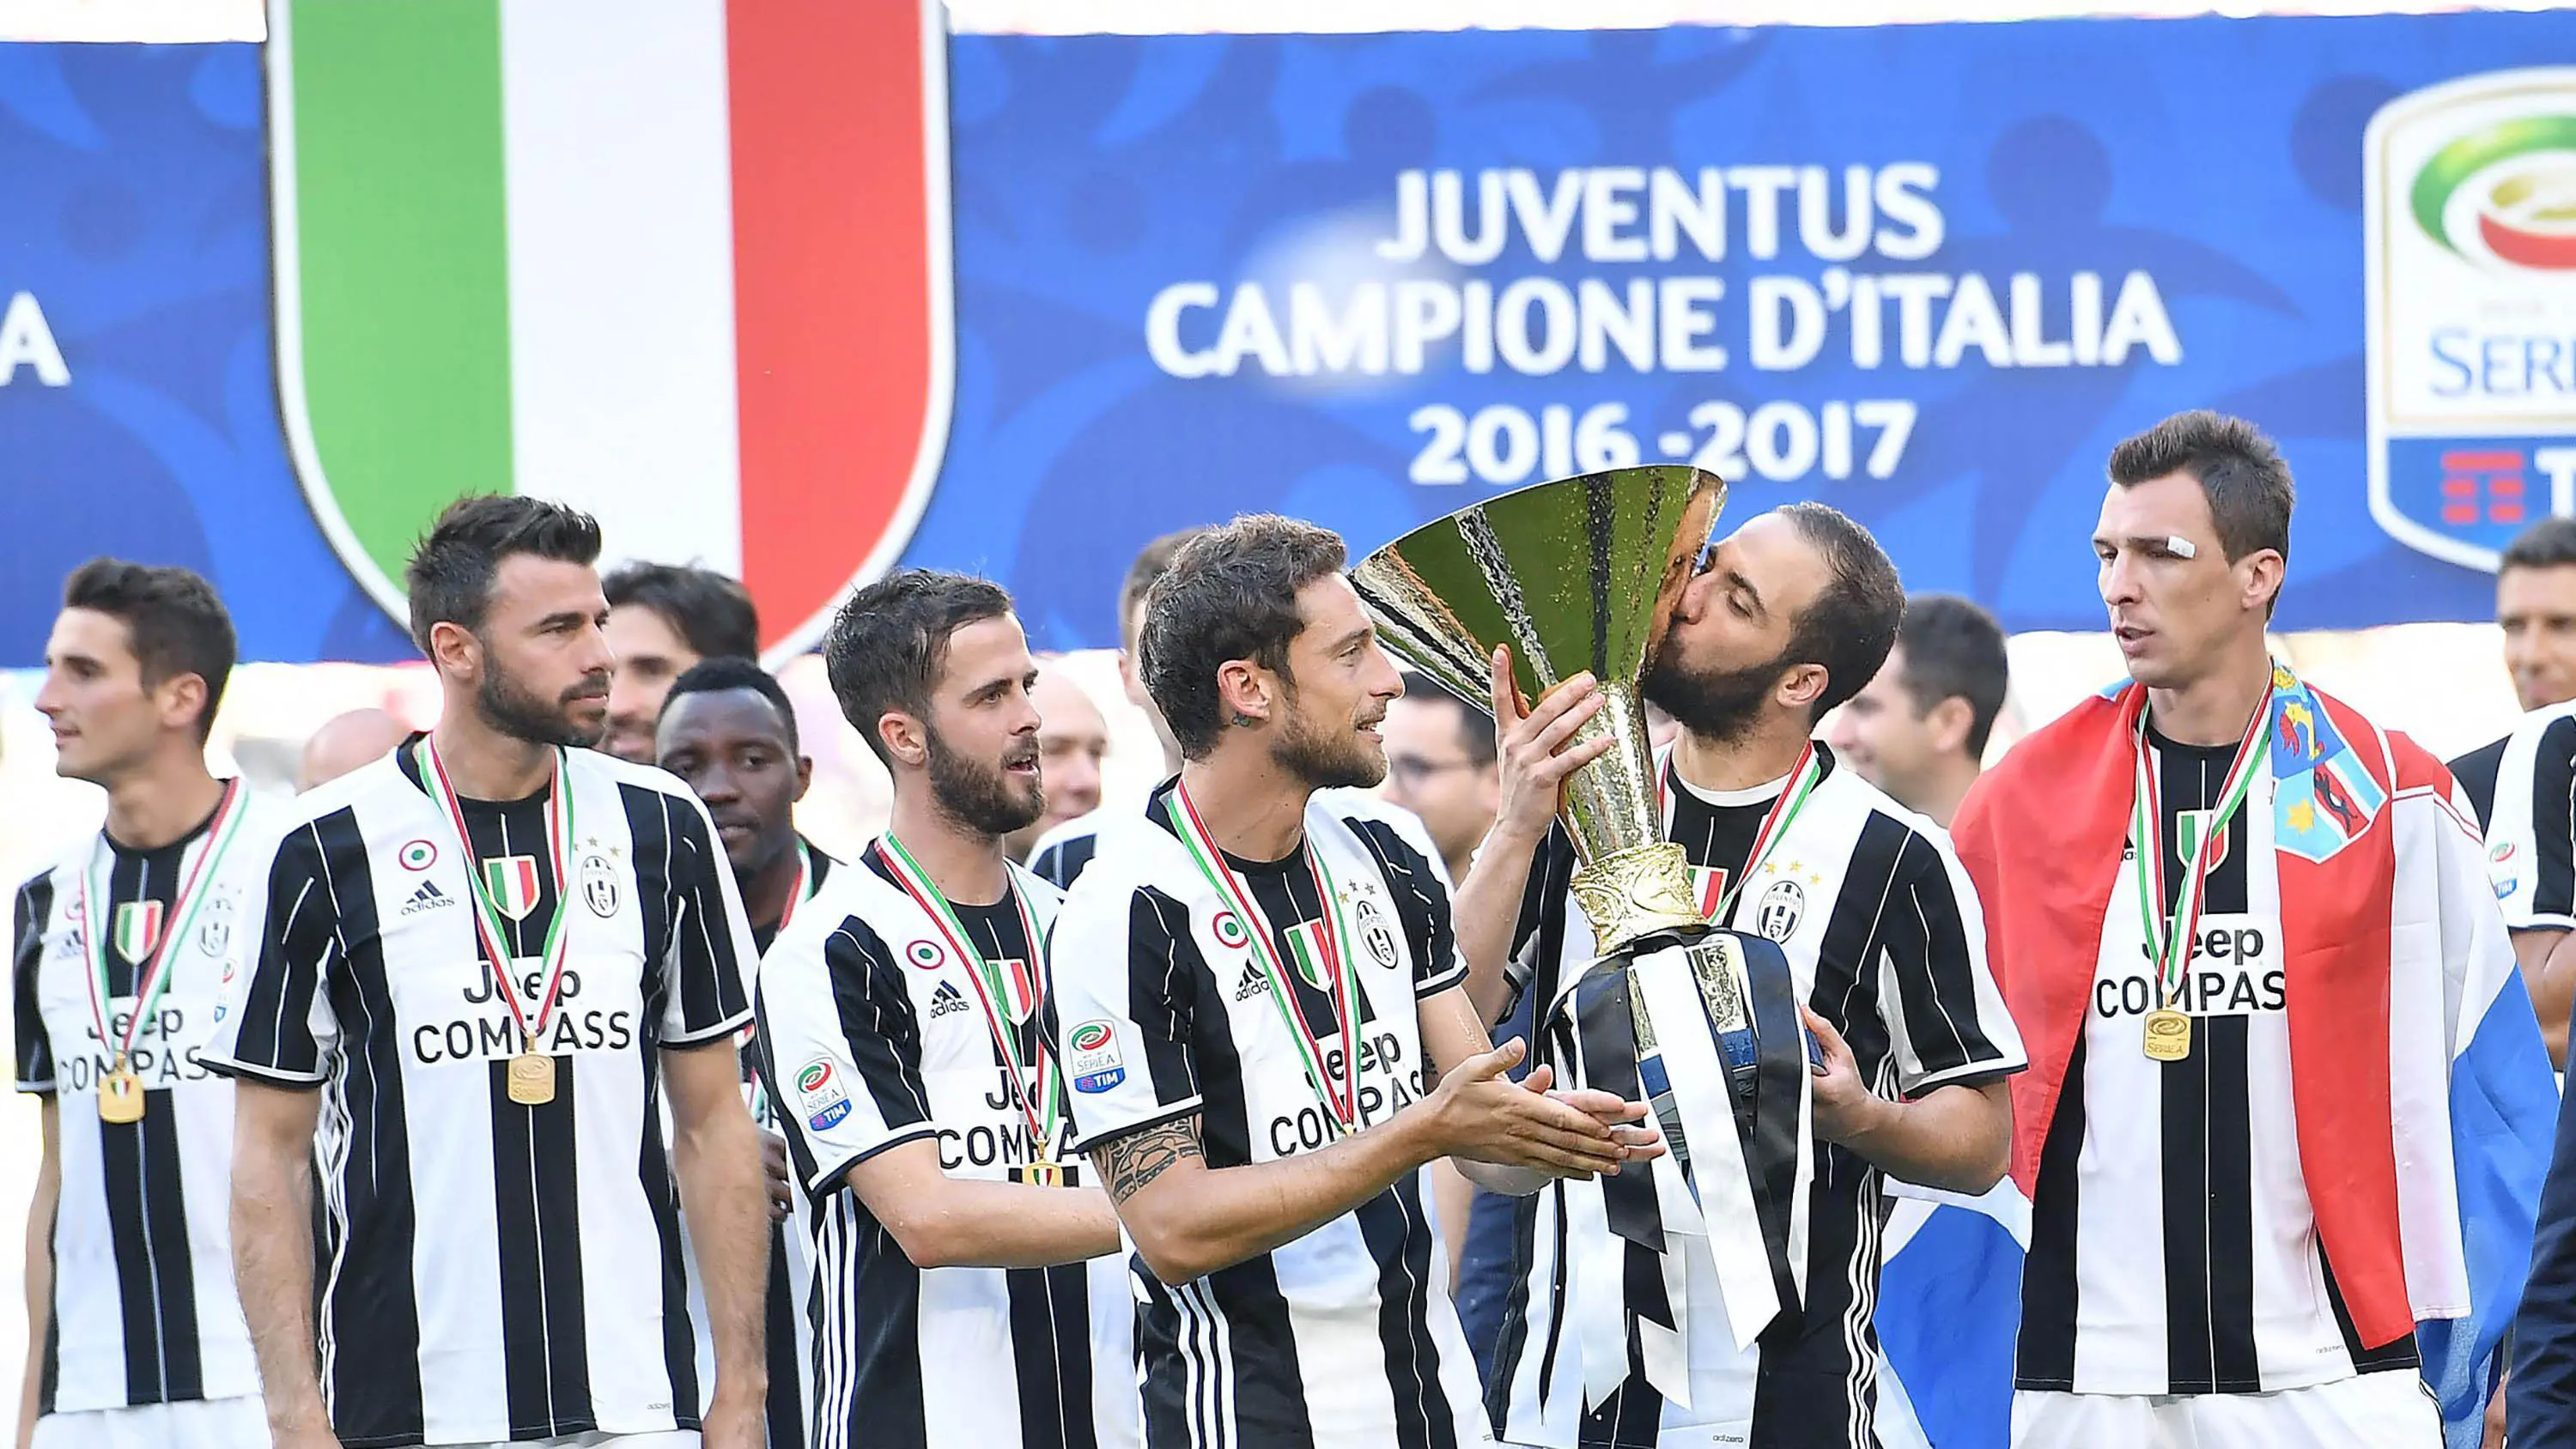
[1233,961,1267,1003]
[927,979,970,1018]
[399,881,453,917]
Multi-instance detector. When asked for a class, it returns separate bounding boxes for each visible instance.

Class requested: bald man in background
[297,707,409,792]
[1004,661,1109,862]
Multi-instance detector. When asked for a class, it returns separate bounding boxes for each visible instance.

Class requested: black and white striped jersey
[1491,745,2024,1449]
[201,740,756,1448]
[753,846,1137,1449]
[2016,726,2421,1396]
[2485,699,2576,932]
[12,785,293,1416]
[1048,783,1489,1449]
[1027,807,1107,891]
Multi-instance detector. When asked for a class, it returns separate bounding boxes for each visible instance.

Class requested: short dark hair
[659,656,799,752]
[1120,528,1207,652]
[1893,594,2010,756]
[603,562,760,662]
[2502,518,2576,576]
[1140,515,1348,759]
[60,559,237,741]
[1777,502,1904,724]
[1398,670,1496,766]
[404,495,603,654]
[823,569,1012,763]
[2106,409,2295,567]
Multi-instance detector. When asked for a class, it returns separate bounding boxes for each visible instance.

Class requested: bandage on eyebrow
[2165,535,2198,559]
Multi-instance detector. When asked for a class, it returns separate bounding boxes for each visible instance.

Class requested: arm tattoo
[1093,1118,1203,1204]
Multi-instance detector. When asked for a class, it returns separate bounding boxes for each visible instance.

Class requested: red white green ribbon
[1163,782,1365,1132]
[2132,690,2272,1011]
[1658,743,1826,925]
[420,739,575,1054]
[778,838,816,931]
[81,778,248,1070]
[873,834,1064,1157]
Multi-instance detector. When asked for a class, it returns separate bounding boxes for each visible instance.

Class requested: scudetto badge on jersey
[266,0,956,664]
[2365,68,2576,572]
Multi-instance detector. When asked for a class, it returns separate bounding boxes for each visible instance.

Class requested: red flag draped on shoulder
[1952,673,2420,1349]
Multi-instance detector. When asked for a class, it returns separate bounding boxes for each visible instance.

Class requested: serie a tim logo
[2366,68,2576,571]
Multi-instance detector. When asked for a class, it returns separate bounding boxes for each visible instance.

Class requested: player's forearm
[876,1178,1121,1270]
[1454,823,1546,1025]
[1105,1111,1441,1284]
[2525,930,2576,1069]
[19,1116,57,1449]
[1830,1082,2010,1194]
[232,1125,327,1430]
[673,1102,770,1406]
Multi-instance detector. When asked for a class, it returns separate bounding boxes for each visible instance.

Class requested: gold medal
[2142,1008,2193,1062]
[97,1064,145,1124]
[1013,1159,1075,1188]
[506,1051,556,1106]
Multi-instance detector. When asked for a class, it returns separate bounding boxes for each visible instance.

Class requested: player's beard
[477,656,610,750]
[1270,691,1387,791]
[927,725,1046,837]
[1642,634,1785,746]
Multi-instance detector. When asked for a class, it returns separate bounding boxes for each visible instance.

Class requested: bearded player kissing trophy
[1352,465,1814,1416]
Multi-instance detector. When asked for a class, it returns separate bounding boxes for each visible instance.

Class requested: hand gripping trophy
[1353,465,1814,1410]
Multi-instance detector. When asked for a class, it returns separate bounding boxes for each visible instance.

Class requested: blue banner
[3,12,2573,664]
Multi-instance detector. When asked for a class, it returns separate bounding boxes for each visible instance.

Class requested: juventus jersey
[754,847,1136,1449]
[12,784,293,1416]
[2017,725,2421,1396]
[1048,782,1488,1449]
[202,741,756,1448]
[2485,699,2576,934]
[1028,807,1108,890]
[1492,745,2024,1449]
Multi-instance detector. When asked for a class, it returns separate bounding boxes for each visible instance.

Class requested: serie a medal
[98,1060,146,1124]
[79,779,250,1125]
[507,1040,556,1106]
[2141,1009,2193,1062]
[422,740,578,1111]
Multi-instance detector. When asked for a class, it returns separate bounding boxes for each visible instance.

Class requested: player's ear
[1928,695,1975,756]
[155,670,210,737]
[1216,658,1273,728]
[1776,661,1829,714]
[427,619,482,681]
[878,710,929,768]
[2238,547,2285,616]
[794,754,813,802]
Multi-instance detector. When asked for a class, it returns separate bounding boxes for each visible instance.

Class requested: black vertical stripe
[483,1071,602,1432]
[309,807,426,1446]
[13,876,55,1088]
[640,1046,701,1429]
[1357,1173,1457,1449]
[2159,1019,2216,1394]
[1880,828,2001,1072]
[1127,890,1209,1133]
[1048,1263,1099,1449]
[137,1098,203,1402]
[1005,1266,1073,1449]
[841,1198,928,1449]
[2203,1015,2260,1391]
[97,1114,163,1403]
[1132,1276,1194,1449]
[763,1227,804,1449]
[1749,1175,1874,1449]
[239,823,340,1078]
[2016,1034,2087,1388]
[2530,716,2576,922]
[827,925,933,1137]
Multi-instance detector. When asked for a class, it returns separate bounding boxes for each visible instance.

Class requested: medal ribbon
[873,835,1064,1158]
[80,778,249,1070]
[2131,691,2271,1013]
[1658,743,1826,925]
[1163,783,1364,1131]
[778,838,816,931]
[420,740,577,1054]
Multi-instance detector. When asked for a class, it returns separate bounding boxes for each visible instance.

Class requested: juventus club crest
[112,900,163,963]
[483,857,543,922]
[1354,898,1400,970]
[1753,879,1806,942]
[580,853,621,919]
[265,0,956,664]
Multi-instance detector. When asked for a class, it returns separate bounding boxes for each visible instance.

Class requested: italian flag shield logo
[268,0,955,662]
[483,857,543,922]
[113,900,165,965]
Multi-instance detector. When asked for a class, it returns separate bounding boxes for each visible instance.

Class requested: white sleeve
[2488,713,2576,931]
[755,915,938,1197]
[1049,881,1208,1155]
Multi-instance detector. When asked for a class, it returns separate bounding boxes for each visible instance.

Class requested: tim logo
[2366,69,2576,570]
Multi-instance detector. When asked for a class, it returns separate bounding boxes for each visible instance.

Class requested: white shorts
[2011,1371,2440,1449]
[32,1394,267,1449]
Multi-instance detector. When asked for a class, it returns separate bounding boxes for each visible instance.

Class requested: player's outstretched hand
[1426,1038,1637,1179]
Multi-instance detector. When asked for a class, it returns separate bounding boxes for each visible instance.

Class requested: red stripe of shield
[727,0,955,663]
